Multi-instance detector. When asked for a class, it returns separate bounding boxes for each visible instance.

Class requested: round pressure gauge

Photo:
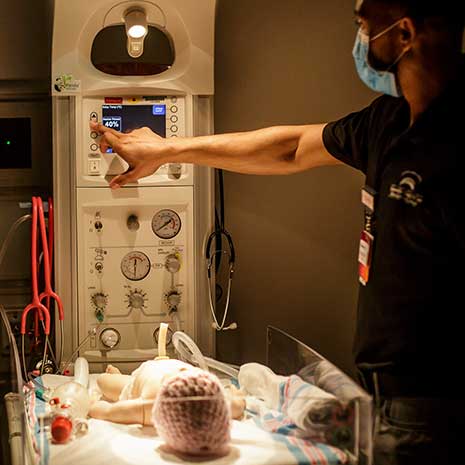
[121,251,151,281]
[151,209,181,239]
[100,328,121,349]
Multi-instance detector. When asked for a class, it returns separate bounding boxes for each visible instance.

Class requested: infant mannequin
[89,358,245,425]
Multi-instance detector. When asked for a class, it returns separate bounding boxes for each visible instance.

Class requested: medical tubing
[172,331,209,371]
[219,169,225,229]
[59,320,64,370]
[37,197,64,338]
[41,319,58,368]
[0,214,32,272]
[28,373,47,392]
[207,257,232,330]
[21,335,28,381]
[36,252,59,369]
[171,332,238,378]
[204,356,239,378]
[40,336,49,375]
[157,323,168,358]
[46,197,64,369]
[207,171,236,331]
[215,169,225,270]
[59,329,97,375]
[73,357,89,387]
[21,199,51,335]
[214,209,222,270]
[170,309,182,332]
[1,305,24,392]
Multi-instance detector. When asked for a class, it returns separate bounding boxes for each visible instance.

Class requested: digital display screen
[102,104,166,137]
[0,118,32,169]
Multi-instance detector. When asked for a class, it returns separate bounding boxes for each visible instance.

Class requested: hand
[90,122,173,189]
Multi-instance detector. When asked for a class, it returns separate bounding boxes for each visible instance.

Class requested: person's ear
[398,17,416,47]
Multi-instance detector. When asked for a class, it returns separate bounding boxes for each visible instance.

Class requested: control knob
[127,290,146,310]
[165,254,181,273]
[127,214,140,231]
[165,289,181,308]
[91,292,107,308]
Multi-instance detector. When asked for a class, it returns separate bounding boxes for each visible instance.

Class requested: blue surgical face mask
[352,19,408,97]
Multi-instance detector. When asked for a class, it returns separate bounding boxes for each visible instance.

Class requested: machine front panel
[76,187,195,363]
[80,96,193,187]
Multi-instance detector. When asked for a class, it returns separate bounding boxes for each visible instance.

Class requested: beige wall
[0,0,52,83]
[214,0,378,376]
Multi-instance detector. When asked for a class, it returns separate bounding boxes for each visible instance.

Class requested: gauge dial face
[151,209,181,239]
[120,251,151,281]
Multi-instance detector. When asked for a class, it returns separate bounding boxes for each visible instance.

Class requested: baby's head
[152,368,231,456]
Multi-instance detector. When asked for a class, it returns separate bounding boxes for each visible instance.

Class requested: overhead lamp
[124,7,148,58]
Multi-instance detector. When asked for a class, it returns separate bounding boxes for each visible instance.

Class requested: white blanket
[49,418,314,465]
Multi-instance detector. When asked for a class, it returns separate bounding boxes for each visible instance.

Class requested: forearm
[167,123,338,175]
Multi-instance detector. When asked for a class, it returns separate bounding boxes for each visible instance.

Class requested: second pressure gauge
[151,209,181,239]
[121,251,151,281]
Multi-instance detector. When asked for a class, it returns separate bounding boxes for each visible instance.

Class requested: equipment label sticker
[53,74,81,94]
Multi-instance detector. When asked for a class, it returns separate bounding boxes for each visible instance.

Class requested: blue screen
[102,104,166,153]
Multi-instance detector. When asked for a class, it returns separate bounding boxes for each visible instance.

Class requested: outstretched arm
[90,122,342,188]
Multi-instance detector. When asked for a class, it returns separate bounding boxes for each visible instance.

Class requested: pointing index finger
[100,131,120,152]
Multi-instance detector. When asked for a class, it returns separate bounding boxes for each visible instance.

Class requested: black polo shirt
[322,60,464,380]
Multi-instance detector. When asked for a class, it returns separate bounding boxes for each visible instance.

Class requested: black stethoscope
[205,170,237,331]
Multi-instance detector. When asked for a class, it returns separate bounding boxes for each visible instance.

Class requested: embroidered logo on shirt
[388,171,424,207]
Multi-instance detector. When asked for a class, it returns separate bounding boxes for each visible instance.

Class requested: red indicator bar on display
[104,97,123,104]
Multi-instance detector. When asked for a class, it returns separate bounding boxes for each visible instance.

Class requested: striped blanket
[243,375,356,465]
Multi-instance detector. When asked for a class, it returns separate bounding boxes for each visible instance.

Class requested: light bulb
[128,24,146,39]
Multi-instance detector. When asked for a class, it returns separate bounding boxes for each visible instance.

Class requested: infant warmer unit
[52,0,216,372]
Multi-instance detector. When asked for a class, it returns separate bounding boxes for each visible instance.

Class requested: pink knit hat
[152,368,231,456]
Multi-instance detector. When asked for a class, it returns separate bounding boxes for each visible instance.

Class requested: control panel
[76,186,194,362]
[80,96,193,187]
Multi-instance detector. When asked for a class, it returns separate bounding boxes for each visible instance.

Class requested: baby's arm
[89,398,154,426]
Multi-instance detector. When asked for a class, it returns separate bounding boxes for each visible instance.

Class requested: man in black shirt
[92,0,465,463]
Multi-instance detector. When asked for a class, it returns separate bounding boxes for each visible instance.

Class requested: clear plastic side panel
[266,326,373,465]
[1,306,26,465]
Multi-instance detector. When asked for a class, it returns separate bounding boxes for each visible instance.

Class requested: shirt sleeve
[322,97,383,174]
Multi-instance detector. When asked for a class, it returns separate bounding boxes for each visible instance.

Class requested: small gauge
[151,209,181,239]
[121,251,151,281]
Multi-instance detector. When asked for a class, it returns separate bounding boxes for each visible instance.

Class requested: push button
[88,159,101,175]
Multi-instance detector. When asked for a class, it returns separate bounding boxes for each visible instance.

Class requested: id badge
[361,186,376,212]
[358,230,374,286]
